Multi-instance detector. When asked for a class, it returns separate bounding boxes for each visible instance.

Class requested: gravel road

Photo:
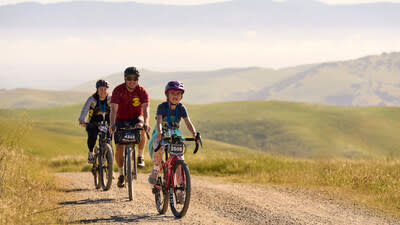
[56,172,398,225]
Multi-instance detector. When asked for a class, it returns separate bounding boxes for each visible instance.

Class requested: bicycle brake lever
[197,132,203,148]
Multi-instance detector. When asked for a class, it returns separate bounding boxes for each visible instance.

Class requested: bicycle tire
[101,144,113,191]
[93,149,101,189]
[126,146,133,201]
[154,161,168,214]
[132,147,137,180]
[169,160,191,218]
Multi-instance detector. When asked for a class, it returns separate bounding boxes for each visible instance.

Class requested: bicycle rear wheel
[100,144,113,191]
[169,160,191,218]
[153,162,168,214]
[125,146,133,201]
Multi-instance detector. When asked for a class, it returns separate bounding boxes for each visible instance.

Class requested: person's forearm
[184,118,196,136]
[143,106,150,125]
[156,116,163,134]
[110,103,118,126]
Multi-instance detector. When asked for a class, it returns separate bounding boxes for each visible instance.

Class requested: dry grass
[0,143,65,224]
[186,145,400,216]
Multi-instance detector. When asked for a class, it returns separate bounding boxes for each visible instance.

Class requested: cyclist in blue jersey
[148,80,199,184]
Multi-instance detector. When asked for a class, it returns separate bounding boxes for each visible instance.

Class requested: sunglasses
[126,75,139,81]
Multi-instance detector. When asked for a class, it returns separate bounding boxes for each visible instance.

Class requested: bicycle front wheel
[93,148,101,189]
[132,147,137,180]
[100,144,113,191]
[169,160,191,218]
[125,146,133,201]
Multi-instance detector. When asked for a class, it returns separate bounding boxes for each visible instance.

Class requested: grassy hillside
[0,101,400,215]
[1,100,400,159]
[0,88,90,108]
[188,101,400,158]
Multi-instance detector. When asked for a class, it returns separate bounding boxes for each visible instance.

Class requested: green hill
[188,101,400,158]
[1,101,400,214]
[0,88,90,108]
[1,100,399,159]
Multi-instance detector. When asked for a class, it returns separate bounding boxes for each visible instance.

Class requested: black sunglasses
[126,75,139,81]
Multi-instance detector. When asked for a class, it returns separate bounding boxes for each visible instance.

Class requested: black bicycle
[89,121,113,191]
[152,132,202,218]
[115,123,149,201]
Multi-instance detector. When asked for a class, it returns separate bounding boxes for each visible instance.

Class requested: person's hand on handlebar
[143,124,151,133]
[134,121,143,129]
[156,132,162,141]
[79,121,86,127]
[193,132,201,144]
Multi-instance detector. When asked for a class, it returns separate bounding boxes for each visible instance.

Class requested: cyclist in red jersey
[109,66,151,188]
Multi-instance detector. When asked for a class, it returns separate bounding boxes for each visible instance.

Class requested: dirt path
[56,172,398,225]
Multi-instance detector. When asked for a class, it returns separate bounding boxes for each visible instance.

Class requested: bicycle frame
[160,149,183,193]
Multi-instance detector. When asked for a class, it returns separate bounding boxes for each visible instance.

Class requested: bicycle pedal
[152,187,159,194]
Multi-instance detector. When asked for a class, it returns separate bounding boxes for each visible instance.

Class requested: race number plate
[123,133,136,141]
[170,144,184,155]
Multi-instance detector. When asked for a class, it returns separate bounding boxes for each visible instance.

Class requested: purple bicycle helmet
[96,79,109,88]
[165,80,185,94]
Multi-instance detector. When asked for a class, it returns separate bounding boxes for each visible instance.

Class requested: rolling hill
[0,88,90,108]
[1,52,400,108]
[1,100,399,159]
[245,52,400,106]
[72,52,400,106]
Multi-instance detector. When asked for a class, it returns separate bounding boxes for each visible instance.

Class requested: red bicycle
[152,132,202,218]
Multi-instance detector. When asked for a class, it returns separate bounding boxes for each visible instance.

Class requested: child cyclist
[148,80,199,184]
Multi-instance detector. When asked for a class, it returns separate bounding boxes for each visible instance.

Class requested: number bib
[169,144,184,156]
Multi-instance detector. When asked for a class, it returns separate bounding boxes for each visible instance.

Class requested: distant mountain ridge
[71,51,400,106]
[1,52,399,108]
[246,52,400,106]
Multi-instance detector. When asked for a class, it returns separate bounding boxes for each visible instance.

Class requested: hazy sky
[2,0,400,5]
[1,0,400,90]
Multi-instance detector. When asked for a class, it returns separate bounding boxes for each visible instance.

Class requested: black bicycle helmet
[96,79,109,88]
[124,66,140,77]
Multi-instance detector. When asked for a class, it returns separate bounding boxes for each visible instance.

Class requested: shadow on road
[72,214,177,224]
[60,188,90,193]
[59,198,116,205]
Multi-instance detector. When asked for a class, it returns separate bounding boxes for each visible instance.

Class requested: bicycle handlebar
[84,122,150,139]
[154,132,202,154]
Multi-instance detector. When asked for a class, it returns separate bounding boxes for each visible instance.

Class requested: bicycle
[114,122,149,201]
[88,121,114,191]
[152,132,202,218]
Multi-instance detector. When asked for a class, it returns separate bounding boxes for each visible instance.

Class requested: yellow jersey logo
[132,97,141,107]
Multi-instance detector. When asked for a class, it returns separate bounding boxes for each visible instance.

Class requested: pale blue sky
[1,0,400,6]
